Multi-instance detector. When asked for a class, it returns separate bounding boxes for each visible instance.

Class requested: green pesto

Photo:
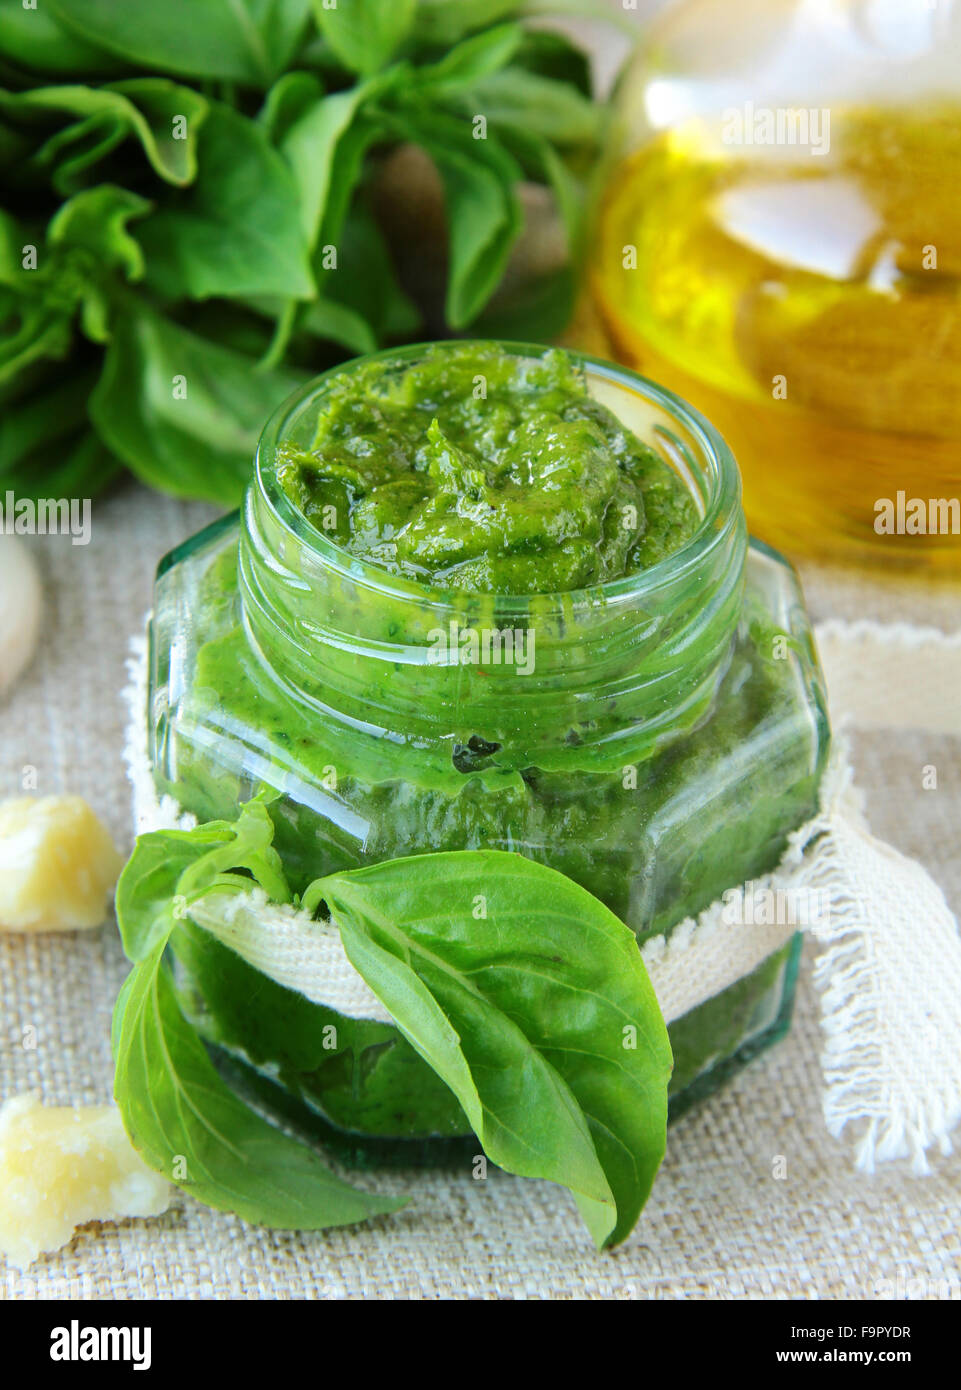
[275,344,700,594]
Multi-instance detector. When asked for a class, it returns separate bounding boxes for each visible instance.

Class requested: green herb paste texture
[276,345,699,593]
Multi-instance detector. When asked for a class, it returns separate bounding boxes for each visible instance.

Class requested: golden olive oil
[591,106,961,570]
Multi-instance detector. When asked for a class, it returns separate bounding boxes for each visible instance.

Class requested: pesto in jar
[148,342,829,1158]
[275,344,699,594]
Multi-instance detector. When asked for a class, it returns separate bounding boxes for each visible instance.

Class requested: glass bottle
[592,0,961,571]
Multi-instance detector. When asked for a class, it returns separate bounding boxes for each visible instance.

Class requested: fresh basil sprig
[1,0,606,509]
[112,803,406,1230]
[113,804,672,1247]
[306,851,673,1248]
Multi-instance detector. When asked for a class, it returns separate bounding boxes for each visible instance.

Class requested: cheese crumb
[0,1094,172,1268]
[0,796,123,931]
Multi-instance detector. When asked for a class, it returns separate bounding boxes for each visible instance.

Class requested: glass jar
[592,0,961,572]
[147,342,829,1165]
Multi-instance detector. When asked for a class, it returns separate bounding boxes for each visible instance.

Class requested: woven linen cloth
[1,479,959,1300]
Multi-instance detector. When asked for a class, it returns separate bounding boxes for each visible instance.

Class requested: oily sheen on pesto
[275,344,699,594]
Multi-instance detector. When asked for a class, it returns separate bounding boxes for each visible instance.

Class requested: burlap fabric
[1,482,959,1300]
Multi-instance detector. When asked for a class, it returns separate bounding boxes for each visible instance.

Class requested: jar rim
[252,339,743,616]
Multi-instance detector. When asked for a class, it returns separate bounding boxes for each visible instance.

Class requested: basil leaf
[244,73,397,364]
[0,81,209,188]
[300,298,378,356]
[105,79,209,184]
[0,6,122,80]
[47,0,313,86]
[410,23,523,92]
[49,183,151,281]
[313,109,386,281]
[113,804,404,1230]
[113,940,403,1230]
[248,0,316,76]
[306,850,673,1248]
[432,141,523,329]
[115,821,250,963]
[0,220,75,385]
[411,0,522,46]
[8,185,150,348]
[467,68,601,145]
[382,108,523,327]
[313,0,416,76]
[278,84,375,248]
[89,307,305,505]
[31,117,129,198]
[115,804,290,965]
[115,802,289,966]
[177,802,291,905]
[0,308,72,386]
[136,105,314,301]
[413,0,627,47]
[258,71,326,144]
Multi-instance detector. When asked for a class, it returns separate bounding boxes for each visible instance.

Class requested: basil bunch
[0,0,603,506]
[113,803,672,1249]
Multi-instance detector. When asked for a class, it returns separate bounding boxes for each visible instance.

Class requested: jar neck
[238,350,748,772]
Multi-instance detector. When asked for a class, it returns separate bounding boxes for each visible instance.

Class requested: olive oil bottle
[590,1,961,572]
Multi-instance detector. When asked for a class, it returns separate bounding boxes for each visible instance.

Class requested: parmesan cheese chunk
[0,1094,171,1268]
[0,796,123,931]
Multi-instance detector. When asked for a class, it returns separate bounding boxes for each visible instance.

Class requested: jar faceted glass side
[592,0,961,571]
[147,344,829,1164]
